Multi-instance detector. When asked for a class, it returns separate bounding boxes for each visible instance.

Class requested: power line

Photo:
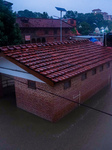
[1,73,112,117]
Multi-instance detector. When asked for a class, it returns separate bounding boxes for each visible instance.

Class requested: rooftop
[0,40,112,86]
[92,9,101,11]
[16,18,73,28]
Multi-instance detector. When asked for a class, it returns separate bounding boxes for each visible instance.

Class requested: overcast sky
[8,0,112,17]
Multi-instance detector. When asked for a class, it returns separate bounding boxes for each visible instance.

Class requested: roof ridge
[0,39,89,52]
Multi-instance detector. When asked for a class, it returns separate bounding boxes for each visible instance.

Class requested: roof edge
[1,54,55,86]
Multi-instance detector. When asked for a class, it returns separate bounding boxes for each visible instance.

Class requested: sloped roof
[92,9,101,11]
[16,18,73,28]
[0,40,112,86]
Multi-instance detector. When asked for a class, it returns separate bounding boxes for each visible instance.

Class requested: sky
[7,0,112,17]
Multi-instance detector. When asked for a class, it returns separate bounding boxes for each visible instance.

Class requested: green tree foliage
[0,0,22,46]
[17,9,50,19]
[63,10,78,19]
[78,22,91,35]
[18,9,37,18]
[64,10,112,35]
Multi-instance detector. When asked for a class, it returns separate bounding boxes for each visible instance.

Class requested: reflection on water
[0,85,112,150]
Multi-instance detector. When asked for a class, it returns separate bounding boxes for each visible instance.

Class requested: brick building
[0,40,112,122]
[16,18,76,43]
[92,9,112,21]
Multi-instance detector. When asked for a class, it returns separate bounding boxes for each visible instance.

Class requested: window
[54,37,57,41]
[70,19,74,24]
[28,80,36,89]
[54,29,57,35]
[92,68,96,75]
[45,29,49,35]
[106,62,110,68]
[81,73,87,81]
[42,37,46,43]
[64,80,71,89]
[37,38,41,43]
[65,29,68,34]
[99,65,103,72]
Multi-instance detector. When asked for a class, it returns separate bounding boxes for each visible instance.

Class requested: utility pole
[55,7,66,42]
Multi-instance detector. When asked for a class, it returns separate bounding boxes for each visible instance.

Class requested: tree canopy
[0,0,22,46]
[64,10,112,35]
[17,9,51,19]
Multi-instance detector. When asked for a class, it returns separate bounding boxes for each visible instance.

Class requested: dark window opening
[54,29,57,35]
[28,80,36,89]
[37,38,41,43]
[65,29,68,34]
[99,65,103,72]
[45,29,49,35]
[54,37,57,41]
[81,73,87,81]
[92,68,96,75]
[70,19,74,24]
[32,38,36,43]
[21,18,29,23]
[64,80,71,89]
[42,37,46,43]
[106,62,110,68]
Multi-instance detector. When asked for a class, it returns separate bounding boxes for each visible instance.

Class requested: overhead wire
[1,73,112,117]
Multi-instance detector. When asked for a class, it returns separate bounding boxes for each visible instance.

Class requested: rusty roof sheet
[1,40,112,84]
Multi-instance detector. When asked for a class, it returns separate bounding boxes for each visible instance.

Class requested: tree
[18,9,37,18]
[78,22,91,35]
[63,10,78,19]
[64,10,112,34]
[0,0,22,46]
[41,12,49,19]
[17,10,50,19]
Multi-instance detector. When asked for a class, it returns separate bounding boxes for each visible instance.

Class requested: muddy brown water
[0,84,112,150]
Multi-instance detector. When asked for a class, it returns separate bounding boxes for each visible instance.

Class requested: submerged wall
[15,62,112,122]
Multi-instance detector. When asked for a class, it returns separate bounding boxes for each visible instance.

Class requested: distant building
[92,9,112,21]
[102,12,109,20]
[92,9,101,14]
[63,18,76,27]
[16,17,77,43]
[62,18,80,35]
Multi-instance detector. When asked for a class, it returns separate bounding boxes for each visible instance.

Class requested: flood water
[0,84,112,150]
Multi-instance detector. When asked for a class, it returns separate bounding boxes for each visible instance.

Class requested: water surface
[0,85,112,150]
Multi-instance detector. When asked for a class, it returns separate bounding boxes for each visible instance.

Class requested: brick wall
[14,62,112,122]
[0,73,3,98]
[21,28,71,43]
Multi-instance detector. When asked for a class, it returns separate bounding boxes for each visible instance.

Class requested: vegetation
[0,0,22,46]
[64,10,112,35]
[17,9,51,19]
[17,9,112,35]
[1,0,112,45]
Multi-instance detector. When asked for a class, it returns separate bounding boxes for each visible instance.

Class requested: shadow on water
[0,84,112,150]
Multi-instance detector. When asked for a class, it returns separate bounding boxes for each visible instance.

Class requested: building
[0,40,112,122]
[92,9,102,14]
[16,18,75,43]
[63,18,80,35]
[92,9,112,21]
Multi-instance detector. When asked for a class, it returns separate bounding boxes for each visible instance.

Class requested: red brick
[14,62,112,122]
